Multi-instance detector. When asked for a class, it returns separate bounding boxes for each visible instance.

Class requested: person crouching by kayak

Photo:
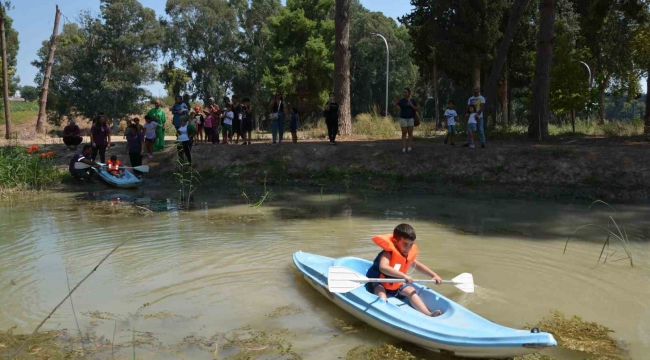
[69,145,101,182]
[107,155,124,178]
[366,224,444,317]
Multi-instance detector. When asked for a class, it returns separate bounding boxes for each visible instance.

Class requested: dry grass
[532,310,619,355]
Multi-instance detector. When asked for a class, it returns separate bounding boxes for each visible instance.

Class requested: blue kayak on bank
[94,168,142,189]
[293,251,557,358]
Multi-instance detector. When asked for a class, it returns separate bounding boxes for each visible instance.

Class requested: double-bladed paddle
[327,266,474,294]
[74,161,149,173]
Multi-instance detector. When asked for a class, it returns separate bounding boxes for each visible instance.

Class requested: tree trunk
[643,71,650,136]
[597,79,607,124]
[334,0,352,135]
[571,108,576,133]
[485,0,531,127]
[507,76,513,125]
[35,6,61,134]
[528,0,556,140]
[433,61,439,127]
[0,5,11,140]
[473,68,481,90]
[497,80,508,127]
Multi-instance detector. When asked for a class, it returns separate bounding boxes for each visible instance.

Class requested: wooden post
[0,4,11,139]
[35,5,61,134]
[433,61,439,127]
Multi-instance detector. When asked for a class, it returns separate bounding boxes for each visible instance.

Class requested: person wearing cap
[62,119,83,151]
[146,99,167,151]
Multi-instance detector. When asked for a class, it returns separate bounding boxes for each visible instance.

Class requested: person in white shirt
[465,87,486,148]
[221,103,234,144]
[176,116,192,164]
[466,104,478,149]
[443,100,458,146]
[143,115,158,159]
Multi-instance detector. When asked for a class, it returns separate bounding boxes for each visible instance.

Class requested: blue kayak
[293,251,557,358]
[94,168,142,189]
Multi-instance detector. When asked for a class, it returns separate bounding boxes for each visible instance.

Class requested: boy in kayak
[367,224,444,317]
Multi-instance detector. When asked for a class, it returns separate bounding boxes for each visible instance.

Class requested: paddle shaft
[364,279,459,285]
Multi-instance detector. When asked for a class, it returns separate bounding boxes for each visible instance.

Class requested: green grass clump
[0,146,64,190]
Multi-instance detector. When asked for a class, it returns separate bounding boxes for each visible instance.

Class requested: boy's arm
[377,253,414,283]
[414,260,442,284]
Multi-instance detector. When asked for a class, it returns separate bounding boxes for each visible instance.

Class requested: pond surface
[0,190,649,359]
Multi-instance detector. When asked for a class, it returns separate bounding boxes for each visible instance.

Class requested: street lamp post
[371,33,389,117]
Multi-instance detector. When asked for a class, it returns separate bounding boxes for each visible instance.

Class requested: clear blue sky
[12,0,413,96]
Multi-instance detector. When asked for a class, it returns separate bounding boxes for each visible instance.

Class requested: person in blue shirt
[171,95,189,130]
[393,88,418,154]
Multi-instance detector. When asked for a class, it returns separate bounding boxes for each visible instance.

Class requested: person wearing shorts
[443,100,458,145]
[241,97,253,145]
[394,88,418,154]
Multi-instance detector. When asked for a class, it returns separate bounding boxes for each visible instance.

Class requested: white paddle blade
[133,165,150,173]
[74,162,91,170]
[451,273,474,293]
[327,266,369,294]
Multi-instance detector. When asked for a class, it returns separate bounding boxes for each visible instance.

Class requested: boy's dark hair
[144,115,152,121]
[82,144,92,152]
[292,106,298,113]
[448,100,455,105]
[329,92,335,96]
[394,223,416,241]
[404,87,411,94]
[222,96,230,102]
[133,117,140,122]
[129,123,138,130]
[111,155,117,161]
[468,104,476,113]
[232,94,240,101]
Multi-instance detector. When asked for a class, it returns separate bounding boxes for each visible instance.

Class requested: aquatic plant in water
[564,200,634,267]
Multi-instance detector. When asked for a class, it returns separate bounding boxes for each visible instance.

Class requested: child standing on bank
[203,110,213,144]
[466,104,478,149]
[366,224,444,317]
[222,104,234,144]
[143,115,158,159]
[241,97,253,145]
[290,106,299,143]
[443,100,458,145]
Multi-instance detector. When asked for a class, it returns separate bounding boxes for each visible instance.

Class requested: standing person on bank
[171,95,189,130]
[465,87,486,148]
[324,92,339,145]
[90,114,111,163]
[125,123,145,174]
[241,97,254,145]
[176,115,193,164]
[268,92,285,144]
[394,88,418,154]
[146,99,167,152]
[232,95,243,144]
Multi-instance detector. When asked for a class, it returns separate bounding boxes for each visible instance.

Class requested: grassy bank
[0,102,39,126]
[0,145,66,191]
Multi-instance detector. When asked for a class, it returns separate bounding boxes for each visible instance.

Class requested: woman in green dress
[147,99,167,151]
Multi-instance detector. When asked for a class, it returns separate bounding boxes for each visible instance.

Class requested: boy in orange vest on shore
[366,224,444,317]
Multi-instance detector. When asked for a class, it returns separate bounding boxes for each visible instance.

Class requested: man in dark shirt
[69,145,101,182]
[324,92,339,145]
[63,120,83,150]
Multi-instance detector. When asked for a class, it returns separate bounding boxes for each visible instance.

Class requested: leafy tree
[350,1,418,116]
[159,61,190,98]
[549,0,590,132]
[0,3,18,94]
[20,85,39,102]
[163,0,239,102]
[32,0,163,127]
[230,0,281,122]
[632,19,650,135]
[263,0,335,104]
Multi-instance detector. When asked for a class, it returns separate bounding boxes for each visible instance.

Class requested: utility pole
[371,33,389,117]
[35,5,61,134]
[0,3,11,139]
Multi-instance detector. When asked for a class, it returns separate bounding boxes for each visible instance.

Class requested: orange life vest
[372,234,419,290]
[107,160,121,174]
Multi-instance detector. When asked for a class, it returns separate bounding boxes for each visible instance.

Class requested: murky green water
[0,190,649,359]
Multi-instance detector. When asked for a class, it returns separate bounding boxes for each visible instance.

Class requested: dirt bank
[13,133,650,201]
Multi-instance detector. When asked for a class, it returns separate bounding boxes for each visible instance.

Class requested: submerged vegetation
[0,146,64,190]
[565,201,634,267]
